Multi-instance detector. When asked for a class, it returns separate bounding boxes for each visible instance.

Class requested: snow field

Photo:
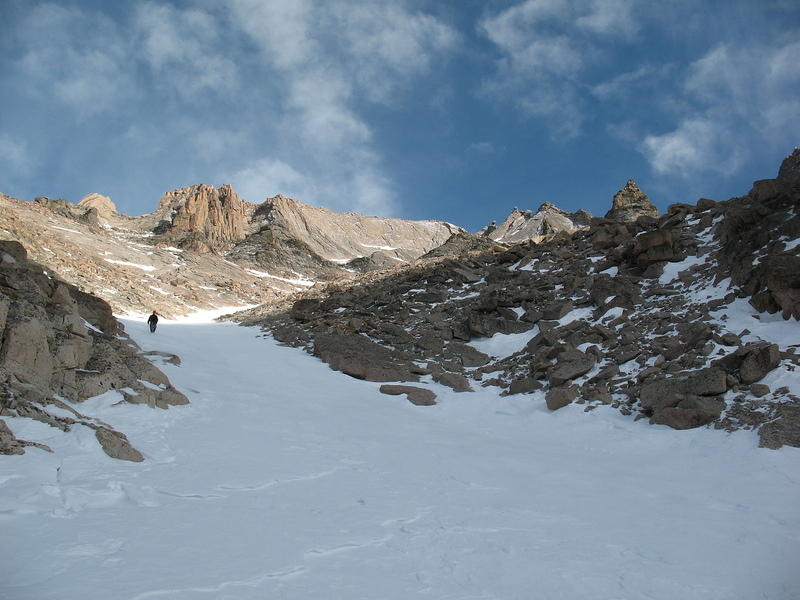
[0,311,798,599]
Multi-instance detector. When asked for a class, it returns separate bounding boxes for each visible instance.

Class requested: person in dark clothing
[147,311,159,333]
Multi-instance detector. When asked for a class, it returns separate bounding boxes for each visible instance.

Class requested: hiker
[147,310,159,333]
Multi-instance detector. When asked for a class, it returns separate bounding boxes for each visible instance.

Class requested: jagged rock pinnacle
[605,180,659,222]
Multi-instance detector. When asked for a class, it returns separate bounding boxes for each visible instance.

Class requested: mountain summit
[604,179,659,222]
[481,202,592,245]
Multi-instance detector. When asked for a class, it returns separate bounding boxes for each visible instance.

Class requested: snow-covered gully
[1,311,798,599]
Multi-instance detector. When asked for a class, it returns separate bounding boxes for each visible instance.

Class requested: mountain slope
[481,202,592,244]
[237,150,800,448]
[0,185,465,316]
[0,310,797,599]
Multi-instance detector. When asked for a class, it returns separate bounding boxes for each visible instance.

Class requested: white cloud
[15,3,134,116]
[227,0,314,69]
[639,38,800,177]
[591,65,657,100]
[0,134,30,174]
[228,158,308,204]
[467,142,496,155]
[478,0,640,139]
[641,118,746,177]
[227,155,395,216]
[133,2,238,96]
[330,2,459,103]
[576,0,637,39]
[225,0,456,215]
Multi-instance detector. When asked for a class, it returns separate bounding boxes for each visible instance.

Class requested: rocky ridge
[481,202,592,245]
[0,241,188,460]
[0,185,467,316]
[236,152,800,449]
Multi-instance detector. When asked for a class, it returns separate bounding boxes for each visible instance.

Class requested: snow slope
[1,312,799,599]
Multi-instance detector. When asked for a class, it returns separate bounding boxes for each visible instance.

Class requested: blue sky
[1,0,798,232]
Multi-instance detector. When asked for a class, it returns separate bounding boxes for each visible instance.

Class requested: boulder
[433,371,473,392]
[444,342,491,367]
[95,427,144,462]
[739,343,781,384]
[379,384,437,406]
[507,377,543,395]
[549,351,595,386]
[541,300,574,320]
[546,386,579,411]
[313,332,418,382]
[639,368,727,429]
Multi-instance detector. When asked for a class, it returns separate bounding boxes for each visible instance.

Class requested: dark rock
[507,377,543,395]
[546,386,579,410]
[720,332,741,346]
[651,406,719,430]
[542,300,574,320]
[444,342,491,367]
[433,371,473,392]
[313,332,418,382]
[549,351,596,386]
[696,198,717,211]
[739,343,781,384]
[379,384,437,406]
[758,401,800,449]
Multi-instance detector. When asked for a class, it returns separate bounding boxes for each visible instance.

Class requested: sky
[0,0,798,232]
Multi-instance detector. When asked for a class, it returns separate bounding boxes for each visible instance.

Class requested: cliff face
[0,241,188,461]
[155,184,251,252]
[251,194,464,268]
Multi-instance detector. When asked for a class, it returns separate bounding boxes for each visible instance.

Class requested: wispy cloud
[478,0,639,140]
[133,2,238,97]
[224,0,457,214]
[638,38,800,177]
[13,4,135,117]
[0,133,31,175]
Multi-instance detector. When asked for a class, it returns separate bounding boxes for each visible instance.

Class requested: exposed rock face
[255,194,464,268]
[0,240,188,460]
[1,184,472,317]
[155,184,249,252]
[483,203,591,245]
[77,193,117,218]
[605,180,659,222]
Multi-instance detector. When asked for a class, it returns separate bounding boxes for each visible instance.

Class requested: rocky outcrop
[0,240,188,460]
[77,193,117,218]
[605,180,659,222]
[155,184,249,252]
[379,384,437,406]
[239,151,800,449]
[254,194,463,268]
[482,203,591,245]
[716,148,800,320]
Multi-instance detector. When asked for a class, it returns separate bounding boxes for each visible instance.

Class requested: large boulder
[313,332,419,382]
[639,368,727,429]
[379,384,437,406]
